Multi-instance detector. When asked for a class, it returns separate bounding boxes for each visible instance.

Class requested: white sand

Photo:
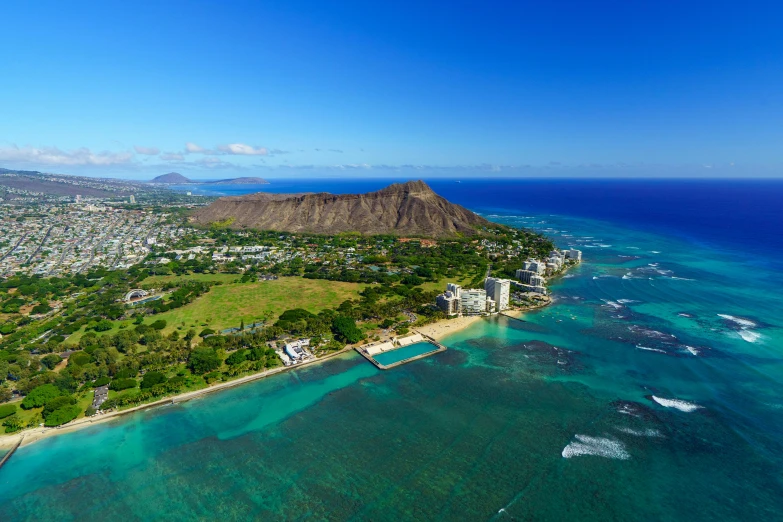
[415,315,483,340]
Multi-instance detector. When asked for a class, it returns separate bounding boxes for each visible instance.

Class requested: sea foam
[651,396,703,412]
[636,345,667,354]
[617,427,663,438]
[562,435,630,460]
[717,314,757,328]
[737,330,762,343]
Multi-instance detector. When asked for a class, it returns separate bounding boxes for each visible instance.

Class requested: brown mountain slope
[189,180,491,237]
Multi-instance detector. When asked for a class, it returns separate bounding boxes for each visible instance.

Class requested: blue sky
[1,0,781,179]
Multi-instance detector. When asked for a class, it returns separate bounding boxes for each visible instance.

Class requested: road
[0,233,27,261]
[26,225,54,264]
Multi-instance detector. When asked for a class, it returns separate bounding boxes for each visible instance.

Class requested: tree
[110,378,138,391]
[31,302,53,314]
[94,319,114,331]
[140,371,167,389]
[44,405,80,427]
[151,319,167,330]
[240,319,244,331]
[40,353,62,370]
[331,316,364,344]
[3,413,22,433]
[43,395,77,418]
[225,349,248,366]
[21,384,62,409]
[188,347,222,374]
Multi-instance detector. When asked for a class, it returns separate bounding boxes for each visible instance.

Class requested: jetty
[499,311,526,323]
[356,332,446,370]
[0,435,23,470]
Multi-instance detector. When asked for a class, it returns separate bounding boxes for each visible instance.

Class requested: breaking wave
[737,330,762,343]
[717,314,757,328]
[651,396,703,412]
[617,427,663,437]
[636,345,667,354]
[562,435,630,460]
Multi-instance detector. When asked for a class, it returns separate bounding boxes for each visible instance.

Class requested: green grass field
[66,276,366,344]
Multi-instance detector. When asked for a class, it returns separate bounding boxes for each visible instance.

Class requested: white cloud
[134,145,160,155]
[0,144,133,166]
[195,156,237,169]
[185,142,206,153]
[161,152,185,161]
[217,143,268,155]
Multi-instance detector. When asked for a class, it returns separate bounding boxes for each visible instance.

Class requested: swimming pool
[372,342,438,366]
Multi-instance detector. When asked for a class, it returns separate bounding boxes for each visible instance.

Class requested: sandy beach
[415,315,483,340]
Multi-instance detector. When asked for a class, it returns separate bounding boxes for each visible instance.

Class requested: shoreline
[0,290,564,453]
[0,345,356,452]
[0,315,485,452]
[414,315,484,340]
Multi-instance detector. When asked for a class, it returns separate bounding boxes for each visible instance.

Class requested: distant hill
[150,172,192,184]
[190,180,491,237]
[205,177,269,185]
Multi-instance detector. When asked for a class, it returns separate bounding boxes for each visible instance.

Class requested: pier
[0,435,23,471]
[356,332,446,370]
[499,311,528,323]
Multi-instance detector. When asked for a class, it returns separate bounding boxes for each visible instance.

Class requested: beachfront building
[485,277,511,311]
[284,338,311,362]
[512,280,547,295]
[461,289,491,315]
[516,269,546,287]
[436,290,461,316]
[523,260,545,275]
[565,248,582,261]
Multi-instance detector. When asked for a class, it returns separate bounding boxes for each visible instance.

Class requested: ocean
[1,179,782,520]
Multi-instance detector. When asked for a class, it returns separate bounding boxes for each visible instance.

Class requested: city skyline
[1,1,782,178]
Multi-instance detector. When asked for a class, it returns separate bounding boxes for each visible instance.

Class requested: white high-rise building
[446,283,462,297]
[484,277,510,312]
[436,290,460,316]
[565,249,582,262]
[461,289,487,315]
[516,269,546,287]
[523,260,545,275]
[129,195,136,204]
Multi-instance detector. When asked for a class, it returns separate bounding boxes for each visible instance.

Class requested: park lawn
[419,273,474,293]
[153,277,366,335]
[67,277,366,343]
[142,273,240,286]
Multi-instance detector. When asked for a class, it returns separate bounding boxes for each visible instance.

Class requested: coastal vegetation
[0,213,553,434]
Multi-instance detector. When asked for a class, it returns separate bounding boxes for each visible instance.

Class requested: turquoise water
[1,212,782,520]
[373,342,437,366]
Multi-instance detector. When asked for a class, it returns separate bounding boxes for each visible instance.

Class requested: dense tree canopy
[21,383,62,409]
[188,347,222,375]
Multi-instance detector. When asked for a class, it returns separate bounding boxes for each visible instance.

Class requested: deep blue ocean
[176,178,783,260]
[1,178,782,521]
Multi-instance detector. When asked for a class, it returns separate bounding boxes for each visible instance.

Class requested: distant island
[190,180,490,237]
[149,173,269,185]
